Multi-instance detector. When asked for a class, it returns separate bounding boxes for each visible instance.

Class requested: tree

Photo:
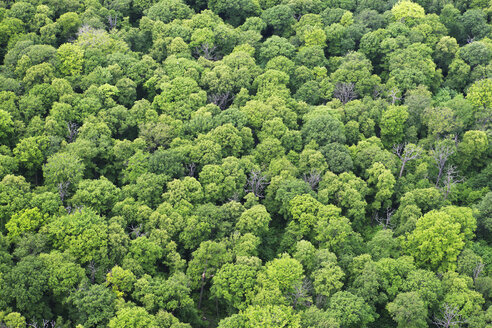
[71,177,120,214]
[124,236,164,276]
[56,12,81,41]
[0,175,31,230]
[3,255,52,321]
[391,1,425,26]
[459,41,491,68]
[387,292,428,328]
[458,130,488,171]
[331,52,380,98]
[152,77,207,120]
[476,192,492,238]
[186,240,231,307]
[45,208,109,265]
[317,171,369,230]
[40,251,87,299]
[325,291,376,327]
[6,207,48,242]
[106,265,136,297]
[258,36,296,64]
[460,9,490,41]
[256,254,304,304]
[367,229,399,261]
[261,6,296,37]
[302,114,346,147]
[239,305,301,327]
[312,261,345,298]
[380,106,409,148]
[434,36,459,72]
[366,162,396,212]
[13,136,49,182]
[387,43,441,93]
[211,261,259,311]
[405,210,466,272]
[236,204,271,237]
[466,79,491,128]
[466,79,492,126]
[432,303,467,328]
[0,110,14,145]
[56,43,84,77]
[147,0,194,23]
[402,269,442,308]
[209,0,260,26]
[320,143,353,174]
[132,272,196,317]
[1,312,26,328]
[108,306,156,328]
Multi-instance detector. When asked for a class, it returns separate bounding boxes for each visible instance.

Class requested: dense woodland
[0,0,491,326]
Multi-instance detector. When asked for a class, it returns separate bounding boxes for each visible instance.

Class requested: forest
[0,0,491,326]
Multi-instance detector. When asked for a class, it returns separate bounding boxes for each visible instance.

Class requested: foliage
[0,0,490,326]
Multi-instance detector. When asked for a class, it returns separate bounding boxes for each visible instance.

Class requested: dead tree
[290,279,312,309]
[186,163,196,177]
[88,260,97,283]
[129,224,146,238]
[194,43,219,61]
[433,304,467,328]
[208,92,234,110]
[107,14,117,30]
[431,141,455,187]
[393,143,422,178]
[245,170,269,198]
[374,208,394,230]
[198,259,208,310]
[388,87,402,105]
[303,170,322,191]
[65,204,83,214]
[473,262,485,282]
[58,181,70,203]
[28,320,56,328]
[441,165,462,201]
[334,82,357,104]
[228,192,240,202]
[66,122,79,143]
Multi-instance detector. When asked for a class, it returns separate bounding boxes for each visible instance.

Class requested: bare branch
[186,163,196,177]
[431,141,455,187]
[193,43,220,61]
[107,14,117,30]
[303,170,321,191]
[228,192,240,202]
[245,170,269,198]
[28,319,56,328]
[88,260,97,284]
[374,207,394,230]
[129,224,146,238]
[393,143,422,178]
[388,87,402,105]
[440,165,463,201]
[334,82,358,104]
[208,92,234,110]
[66,122,79,143]
[433,303,467,328]
[58,181,70,203]
[290,278,312,309]
[65,204,83,215]
[473,262,485,282]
